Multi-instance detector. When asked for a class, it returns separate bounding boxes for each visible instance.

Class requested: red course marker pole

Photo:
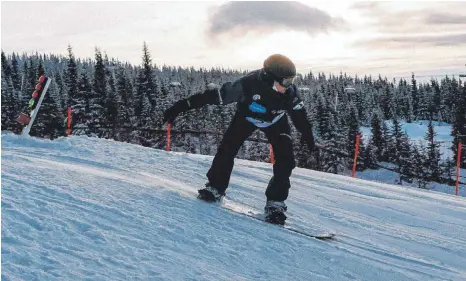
[167,124,171,152]
[352,134,361,178]
[269,144,275,164]
[456,142,462,196]
[66,107,72,136]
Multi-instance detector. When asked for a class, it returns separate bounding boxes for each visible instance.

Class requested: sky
[1,1,466,81]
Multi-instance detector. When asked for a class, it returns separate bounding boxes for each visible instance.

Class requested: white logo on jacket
[253,94,261,101]
[293,101,304,110]
[271,109,285,114]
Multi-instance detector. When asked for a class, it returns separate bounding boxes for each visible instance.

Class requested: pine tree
[37,58,45,77]
[92,48,106,128]
[398,135,413,185]
[65,45,79,106]
[440,157,455,182]
[380,84,393,120]
[154,79,171,128]
[78,72,92,111]
[370,110,385,161]
[451,81,466,168]
[362,140,378,169]
[320,115,347,174]
[441,76,454,122]
[141,42,157,108]
[411,144,429,188]
[139,95,152,127]
[411,73,419,121]
[246,132,268,162]
[346,102,360,168]
[26,58,38,99]
[1,70,16,131]
[93,48,106,106]
[424,119,441,181]
[417,86,429,120]
[389,116,413,184]
[431,80,443,121]
[315,92,332,140]
[1,51,12,78]
[105,75,120,137]
[30,86,64,139]
[52,70,67,109]
[116,68,133,125]
[294,133,315,169]
[10,52,21,91]
[135,42,158,127]
[69,72,93,135]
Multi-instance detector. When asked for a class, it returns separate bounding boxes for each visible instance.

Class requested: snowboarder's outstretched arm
[163,80,243,124]
[288,87,316,152]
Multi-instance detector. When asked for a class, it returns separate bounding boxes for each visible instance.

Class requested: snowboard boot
[198,183,224,202]
[264,201,287,225]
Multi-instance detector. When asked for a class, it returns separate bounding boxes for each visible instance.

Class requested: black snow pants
[206,111,296,202]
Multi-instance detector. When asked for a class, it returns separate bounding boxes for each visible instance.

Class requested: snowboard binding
[264,201,287,225]
[197,184,224,202]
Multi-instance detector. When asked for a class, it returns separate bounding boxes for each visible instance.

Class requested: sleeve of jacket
[185,79,244,109]
[288,86,316,151]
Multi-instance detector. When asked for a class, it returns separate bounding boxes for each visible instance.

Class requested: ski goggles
[278,76,296,88]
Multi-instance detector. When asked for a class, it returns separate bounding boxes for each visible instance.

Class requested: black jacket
[184,69,315,150]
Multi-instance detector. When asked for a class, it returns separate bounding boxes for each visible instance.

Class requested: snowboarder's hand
[163,99,190,124]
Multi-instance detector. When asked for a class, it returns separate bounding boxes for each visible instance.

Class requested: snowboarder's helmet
[263,54,296,87]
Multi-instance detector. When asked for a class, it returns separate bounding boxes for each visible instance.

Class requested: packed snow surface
[2,133,466,280]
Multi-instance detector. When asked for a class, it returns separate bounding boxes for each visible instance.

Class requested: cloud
[349,1,380,11]
[349,2,466,33]
[207,1,345,38]
[353,33,466,49]
[425,12,466,25]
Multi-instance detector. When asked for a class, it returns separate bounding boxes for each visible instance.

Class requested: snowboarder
[163,54,316,224]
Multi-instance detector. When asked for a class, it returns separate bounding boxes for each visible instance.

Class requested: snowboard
[198,195,335,240]
[237,210,335,240]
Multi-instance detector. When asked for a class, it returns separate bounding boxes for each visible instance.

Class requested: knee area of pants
[274,159,295,171]
[278,133,293,143]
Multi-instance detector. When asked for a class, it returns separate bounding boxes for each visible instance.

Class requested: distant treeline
[1,43,465,187]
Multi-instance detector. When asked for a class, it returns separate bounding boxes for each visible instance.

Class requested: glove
[163,99,190,124]
[304,133,316,153]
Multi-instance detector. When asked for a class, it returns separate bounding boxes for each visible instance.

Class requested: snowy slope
[2,133,466,281]
[360,120,453,143]
[359,120,465,195]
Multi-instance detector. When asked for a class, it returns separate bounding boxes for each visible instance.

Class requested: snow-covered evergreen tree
[362,140,378,169]
[370,109,385,162]
[65,45,78,107]
[451,80,466,168]
[424,119,441,181]
[30,85,64,139]
[346,102,360,168]
[411,144,429,188]
[411,73,419,121]
[91,48,106,130]
[1,49,463,185]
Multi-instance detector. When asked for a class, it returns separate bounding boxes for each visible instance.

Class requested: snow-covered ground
[360,120,453,143]
[360,120,465,196]
[2,133,466,280]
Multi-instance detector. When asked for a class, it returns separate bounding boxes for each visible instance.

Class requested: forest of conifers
[1,43,465,187]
